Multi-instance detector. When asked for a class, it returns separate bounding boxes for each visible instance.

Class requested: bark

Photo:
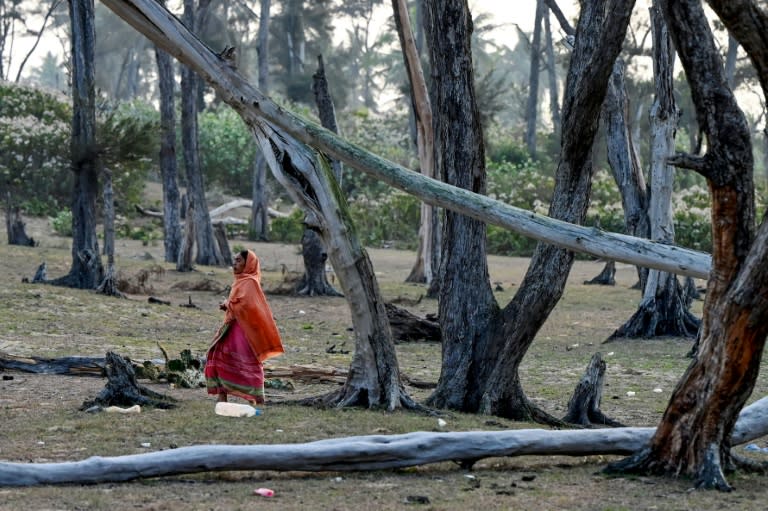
[96,169,125,298]
[606,0,764,490]
[4,396,768,487]
[212,223,232,265]
[392,0,437,285]
[101,0,711,280]
[49,0,104,290]
[525,0,545,158]
[154,33,183,263]
[385,303,441,342]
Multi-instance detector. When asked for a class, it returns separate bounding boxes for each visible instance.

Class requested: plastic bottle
[214,402,262,417]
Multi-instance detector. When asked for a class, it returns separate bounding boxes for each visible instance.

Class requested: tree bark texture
[607,0,766,490]
[296,229,341,297]
[562,352,623,427]
[250,0,271,241]
[543,12,562,137]
[421,0,498,412]
[50,0,103,290]
[5,396,768,487]
[154,37,183,263]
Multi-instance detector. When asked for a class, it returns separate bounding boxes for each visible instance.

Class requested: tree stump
[562,352,623,427]
[296,229,342,296]
[5,206,36,246]
[80,352,176,410]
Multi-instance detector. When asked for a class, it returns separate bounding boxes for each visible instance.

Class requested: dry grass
[2,215,768,510]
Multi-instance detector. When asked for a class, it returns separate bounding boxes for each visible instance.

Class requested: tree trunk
[155,33,182,264]
[296,229,341,296]
[424,0,634,418]
[96,169,125,298]
[49,0,104,290]
[525,0,545,158]
[249,0,270,241]
[543,12,561,138]
[181,0,225,268]
[5,204,35,246]
[392,0,437,285]
[583,260,615,285]
[176,200,195,272]
[609,6,699,340]
[296,54,343,297]
[597,59,649,289]
[606,0,764,490]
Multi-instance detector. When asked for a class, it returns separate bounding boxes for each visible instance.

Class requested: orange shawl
[217,250,284,363]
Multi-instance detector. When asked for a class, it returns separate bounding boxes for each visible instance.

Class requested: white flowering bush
[0,82,72,215]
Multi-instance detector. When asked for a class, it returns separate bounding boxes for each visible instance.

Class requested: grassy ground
[2,215,768,510]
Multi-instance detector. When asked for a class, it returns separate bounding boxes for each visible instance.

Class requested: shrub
[50,210,73,237]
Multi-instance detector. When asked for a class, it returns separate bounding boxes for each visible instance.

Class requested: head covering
[223,250,284,362]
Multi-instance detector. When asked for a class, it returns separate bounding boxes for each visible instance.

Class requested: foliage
[50,209,73,236]
[198,106,258,197]
[347,189,420,250]
[269,208,305,244]
[0,81,72,215]
[0,82,157,217]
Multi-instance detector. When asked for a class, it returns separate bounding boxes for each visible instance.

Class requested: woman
[205,249,284,406]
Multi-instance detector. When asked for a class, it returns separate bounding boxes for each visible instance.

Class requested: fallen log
[2,396,767,487]
[0,350,105,377]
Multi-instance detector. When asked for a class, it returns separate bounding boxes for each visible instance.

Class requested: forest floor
[2,211,768,510]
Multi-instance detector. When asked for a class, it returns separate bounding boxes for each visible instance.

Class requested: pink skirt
[205,321,265,404]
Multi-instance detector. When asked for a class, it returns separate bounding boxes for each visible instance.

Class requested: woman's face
[232,253,246,274]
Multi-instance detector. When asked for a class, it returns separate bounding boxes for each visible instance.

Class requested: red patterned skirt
[205,320,265,404]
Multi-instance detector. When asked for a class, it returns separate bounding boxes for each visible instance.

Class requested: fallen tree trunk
[2,396,767,487]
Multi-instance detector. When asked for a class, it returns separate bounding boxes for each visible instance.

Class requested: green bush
[270,209,305,244]
[50,210,73,237]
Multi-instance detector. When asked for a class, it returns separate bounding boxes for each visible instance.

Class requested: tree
[181,0,226,267]
[608,5,699,340]
[606,0,768,490]
[424,0,635,420]
[154,7,182,264]
[391,0,437,286]
[525,0,545,158]
[48,0,104,290]
[249,0,271,242]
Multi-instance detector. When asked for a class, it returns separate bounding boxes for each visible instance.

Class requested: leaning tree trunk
[608,6,699,340]
[155,33,182,263]
[477,0,636,421]
[606,0,765,490]
[49,0,104,290]
[252,120,417,410]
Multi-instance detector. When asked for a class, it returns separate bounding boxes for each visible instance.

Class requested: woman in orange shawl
[205,249,284,405]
